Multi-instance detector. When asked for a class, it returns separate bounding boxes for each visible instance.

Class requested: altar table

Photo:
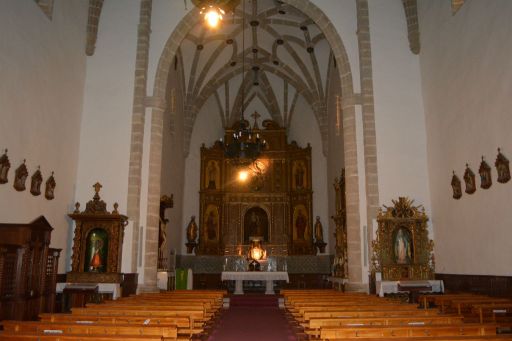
[221,271,289,295]
[376,280,444,297]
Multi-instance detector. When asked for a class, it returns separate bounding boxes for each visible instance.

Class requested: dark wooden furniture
[0,216,61,320]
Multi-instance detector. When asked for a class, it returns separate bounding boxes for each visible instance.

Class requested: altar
[221,271,289,295]
[376,280,444,297]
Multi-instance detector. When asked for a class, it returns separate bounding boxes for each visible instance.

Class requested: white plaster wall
[369,0,432,219]
[418,0,512,275]
[181,97,225,253]
[288,97,330,249]
[0,1,88,272]
[75,1,139,272]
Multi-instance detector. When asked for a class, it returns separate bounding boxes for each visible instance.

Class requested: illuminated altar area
[196,117,316,256]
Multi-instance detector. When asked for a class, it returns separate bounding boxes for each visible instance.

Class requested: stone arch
[135,0,363,290]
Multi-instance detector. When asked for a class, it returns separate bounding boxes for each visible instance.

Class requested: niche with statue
[371,197,435,281]
[67,183,128,283]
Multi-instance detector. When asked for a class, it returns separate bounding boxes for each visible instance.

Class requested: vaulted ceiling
[178,0,333,132]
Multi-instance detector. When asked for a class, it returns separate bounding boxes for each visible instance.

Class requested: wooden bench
[2,320,178,339]
[39,313,200,336]
[319,323,498,340]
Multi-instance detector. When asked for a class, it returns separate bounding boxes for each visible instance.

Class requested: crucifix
[251,111,261,129]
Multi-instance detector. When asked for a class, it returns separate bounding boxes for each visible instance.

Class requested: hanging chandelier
[191,0,240,28]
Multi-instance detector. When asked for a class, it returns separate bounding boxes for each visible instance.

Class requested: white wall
[181,97,225,253]
[418,0,512,275]
[288,97,330,250]
[75,1,139,272]
[0,1,88,272]
[369,0,432,219]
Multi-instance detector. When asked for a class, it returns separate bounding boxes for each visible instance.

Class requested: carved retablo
[197,118,315,255]
[372,197,435,281]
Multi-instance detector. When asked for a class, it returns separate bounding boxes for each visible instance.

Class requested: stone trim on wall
[356,0,379,279]
[85,0,104,56]
[127,0,152,285]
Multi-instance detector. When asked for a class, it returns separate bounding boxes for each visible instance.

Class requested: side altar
[67,183,128,284]
[371,197,441,300]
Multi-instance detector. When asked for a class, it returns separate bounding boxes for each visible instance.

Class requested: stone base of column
[137,284,159,294]
[344,281,369,293]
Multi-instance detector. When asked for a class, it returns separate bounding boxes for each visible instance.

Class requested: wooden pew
[38,313,198,336]
[2,320,178,339]
[0,334,165,340]
[322,336,512,341]
[319,323,498,340]
[304,315,464,338]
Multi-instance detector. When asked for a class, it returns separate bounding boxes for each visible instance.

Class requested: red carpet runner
[207,295,297,341]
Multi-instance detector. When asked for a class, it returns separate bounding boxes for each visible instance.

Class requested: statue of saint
[186,216,198,243]
[295,163,305,189]
[314,216,324,242]
[295,209,307,240]
[207,161,217,189]
[205,211,217,241]
[394,228,412,264]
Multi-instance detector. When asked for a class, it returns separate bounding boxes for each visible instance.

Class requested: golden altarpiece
[67,183,128,283]
[197,118,315,255]
[371,197,435,281]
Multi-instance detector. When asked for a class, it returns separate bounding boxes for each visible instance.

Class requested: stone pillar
[127,0,152,276]
[357,0,380,285]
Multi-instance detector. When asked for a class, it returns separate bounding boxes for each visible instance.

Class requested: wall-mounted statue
[463,164,476,194]
[30,166,43,196]
[479,157,492,189]
[451,171,462,199]
[45,172,56,200]
[0,149,10,184]
[495,148,510,184]
[13,160,28,191]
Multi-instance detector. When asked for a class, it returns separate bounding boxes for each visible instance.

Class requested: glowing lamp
[201,5,225,28]
[248,239,266,271]
[238,170,249,182]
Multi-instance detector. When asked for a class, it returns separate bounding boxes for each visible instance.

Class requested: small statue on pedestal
[185,216,198,254]
[313,216,327,254]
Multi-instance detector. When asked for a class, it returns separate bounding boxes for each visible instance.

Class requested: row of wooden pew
[0,289,226,340]
[282,289,512,341]
[420,293,512,328]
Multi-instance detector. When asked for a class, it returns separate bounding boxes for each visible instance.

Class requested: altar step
[229,294,279,307]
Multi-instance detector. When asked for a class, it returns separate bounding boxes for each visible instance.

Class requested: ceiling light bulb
[204,6,224,28]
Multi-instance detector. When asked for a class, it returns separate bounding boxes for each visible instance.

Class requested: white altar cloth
[376,280,444,297]
[221,271,289,295]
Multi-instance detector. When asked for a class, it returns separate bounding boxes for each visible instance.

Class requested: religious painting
[45,172,56,200]
[30,167,43,196]
[203,205,219,243]
[451,171,462,199]
[13,160,28,192]
[463,164,476,194]
[393,227,413,265]
[292,160,306,190]
[205,160,220,190]
[84,228,108,273]
[495,148,510,184]
[293,205,310,241]
[243,206,269,244]
[0,149,10,184]
[478,157,492,189]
